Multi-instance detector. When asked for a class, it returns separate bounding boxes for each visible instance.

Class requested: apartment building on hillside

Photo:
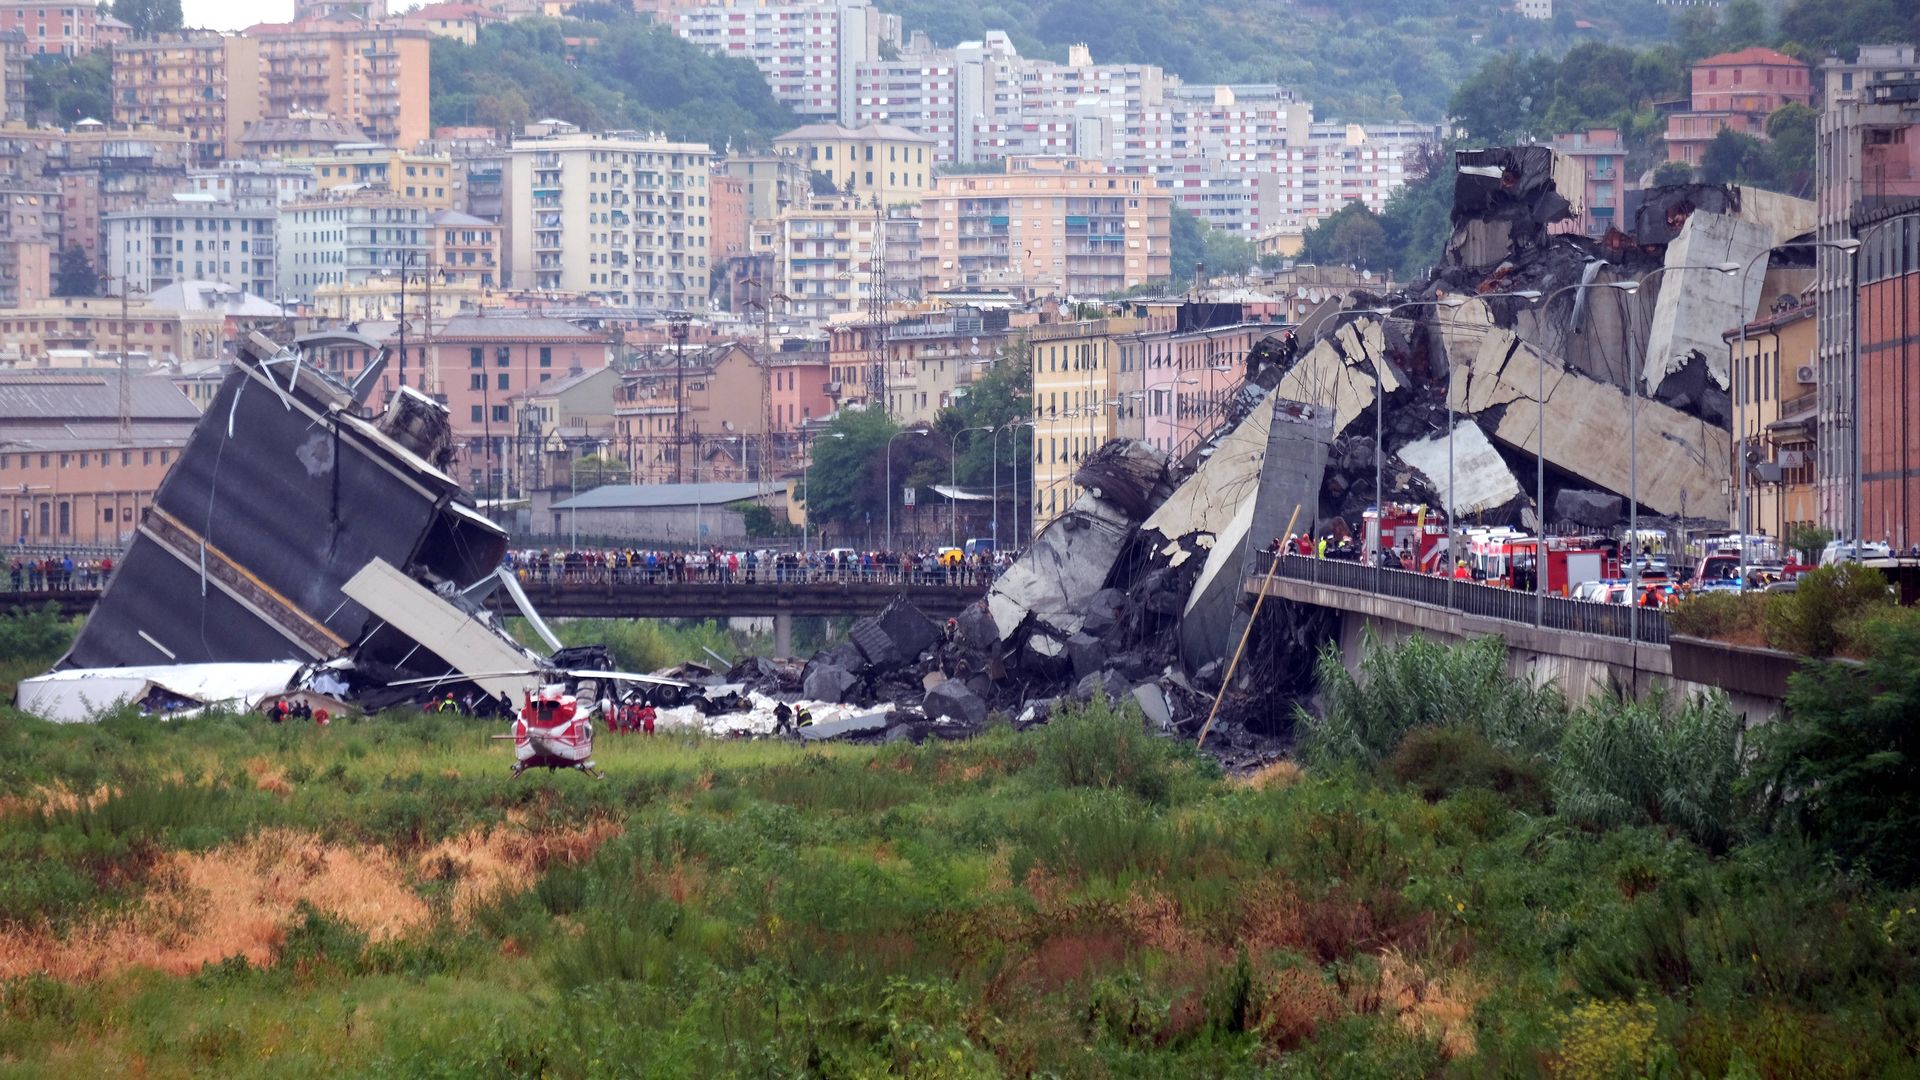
[247,19,433,150]
[110,32,263,165]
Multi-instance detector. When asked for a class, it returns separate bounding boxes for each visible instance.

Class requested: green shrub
[0,603,77,665]
[1667,591,1767,643]
[1552,689,1744,851]
[1752,612,1920,884]
[1386,727,1549,811]
[1298,628,1564,769]
[1764,563,1891,657]
[1031,694,1189,804]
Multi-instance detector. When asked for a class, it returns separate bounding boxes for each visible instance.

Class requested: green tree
[1165,206,1207,288]
[800,409,939,541]
[1752,611,1920,884]
[1765,102,1817,196]
[1328,206,1389,271]
[430,16,795,148]
[935,344,1032,492]
[112,0,182,37]
[1448,51,1556,143]
[569,454,629,489]
[1378,141,1456,279]
[1719,0,1771,50]
[1779,0,1920,58]
[1651,160,1695,186]
[24,53,110,126]
[1698,128,1777,189]
[53,245,99,298]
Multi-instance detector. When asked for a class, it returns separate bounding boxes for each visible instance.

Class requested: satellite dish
[970,336,979,345]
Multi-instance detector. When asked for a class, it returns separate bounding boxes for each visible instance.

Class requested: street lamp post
[1353,297,1480,565]
[1534,277,1641,625]
[993,418,1033,552]
[802,431,845,553]
[948,425,991,548]
[885,428,927,552]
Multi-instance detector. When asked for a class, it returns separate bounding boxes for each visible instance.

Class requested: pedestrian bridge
[5,578,989,656]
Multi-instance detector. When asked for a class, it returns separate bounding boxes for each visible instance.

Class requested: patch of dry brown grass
[244,758,292,796]
[1241,760,1303,790]
[0,782,115,818]
[416,814,622,920]
[1374,947,1480,1060]
[0,829,429,981]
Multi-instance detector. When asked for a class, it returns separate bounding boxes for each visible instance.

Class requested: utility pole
[868,199,888,416]
[116,280,131,445]
[668,312,690,484]
[394,253,420,393]
[423,259,437,397]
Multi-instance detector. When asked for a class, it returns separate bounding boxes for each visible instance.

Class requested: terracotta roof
[1696,47,1807,69]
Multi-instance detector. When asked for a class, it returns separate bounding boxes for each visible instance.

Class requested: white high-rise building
[504,127,713,311]
[674,0,895,123]
[106,196,278,297]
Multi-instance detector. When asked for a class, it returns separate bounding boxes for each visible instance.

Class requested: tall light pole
[885,427,927,552]
[802,431,845,553]
[1352,297,1475,565]
[1432,290,1542,591]
[948,425,991,548]
[667,312,691,484]
[993,417,1032,551]
[1534,278,1640,625]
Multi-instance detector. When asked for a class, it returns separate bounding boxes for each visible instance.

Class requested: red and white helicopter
[387,664,690,779]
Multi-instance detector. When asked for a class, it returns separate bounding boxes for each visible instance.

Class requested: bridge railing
[1260,554,1670,647]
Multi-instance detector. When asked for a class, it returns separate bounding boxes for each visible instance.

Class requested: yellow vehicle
[937,547,965,567]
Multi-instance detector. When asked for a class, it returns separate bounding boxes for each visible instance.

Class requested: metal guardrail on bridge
[1259,554,1671,647]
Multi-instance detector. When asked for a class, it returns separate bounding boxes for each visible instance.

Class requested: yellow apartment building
[917,157,1171,297]
[109,32,262,164]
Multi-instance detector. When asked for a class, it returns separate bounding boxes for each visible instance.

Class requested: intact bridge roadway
[6,580,989,657]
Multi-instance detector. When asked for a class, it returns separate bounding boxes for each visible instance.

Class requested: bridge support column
[774,611,793,658]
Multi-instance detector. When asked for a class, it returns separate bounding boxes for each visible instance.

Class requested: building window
[491,405,509,423]
[496,346,510,366]
[470,405,483,423]
[497,373,509,391]
[469,347,482,368]
[470,374,484,390]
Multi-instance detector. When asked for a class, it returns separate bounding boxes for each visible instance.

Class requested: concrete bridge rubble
[17,331,614,723]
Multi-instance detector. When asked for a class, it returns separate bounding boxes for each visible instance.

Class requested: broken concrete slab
[1142,384,1275,548]
[925,680,988,726]
[1066,632,1106,679]
[1451,332,1732,519]
[1274,337,1377,435]
[1644,211,1773,393]
[342,558,542,703]
[802,663,858,703]
[1072,440,1170,520]
[1072,669,1131,704]
[1132,682,1174,734]
[986,488,1138,641]
[875,596,940,663]
[953,605,999,650]
[1554,489,1628,528]
[1181,396,1335,672]
[1397,420,1525,518]
[799,709,890,741]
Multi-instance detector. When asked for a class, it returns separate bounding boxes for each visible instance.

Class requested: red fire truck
[1465,528,1619,594]
[1361,503,1452,572]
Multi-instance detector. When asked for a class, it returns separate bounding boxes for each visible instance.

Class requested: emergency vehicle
[1465,528,1619,594]
[1361,504,1452,572]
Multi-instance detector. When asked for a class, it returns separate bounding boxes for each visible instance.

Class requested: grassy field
[4,610,1920,1076]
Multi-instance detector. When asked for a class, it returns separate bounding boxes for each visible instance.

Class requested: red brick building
[1857,203,1920,548]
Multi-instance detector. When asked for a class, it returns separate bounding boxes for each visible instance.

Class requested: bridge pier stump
[774,611,793,658]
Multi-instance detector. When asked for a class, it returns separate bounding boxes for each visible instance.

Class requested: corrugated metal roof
[551,482,772,511]
[0,373,201,421]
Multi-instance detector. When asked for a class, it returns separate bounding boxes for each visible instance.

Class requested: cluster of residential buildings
[3,0,1916,552]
